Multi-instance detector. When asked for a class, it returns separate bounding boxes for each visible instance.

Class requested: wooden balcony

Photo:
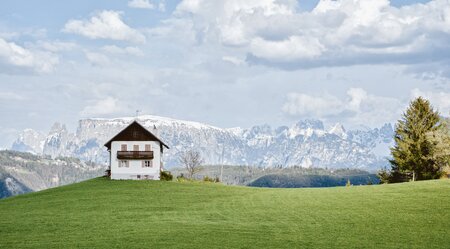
[117,151,153,160]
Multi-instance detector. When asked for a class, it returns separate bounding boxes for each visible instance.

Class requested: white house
[104,120,169,180]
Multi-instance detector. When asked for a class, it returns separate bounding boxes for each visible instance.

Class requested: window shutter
[126,161,129,167]
[141,160,145,168]
[150,160,153,168]
[145,144,151,151]
[133,145,139,151]
[121,144,127,151]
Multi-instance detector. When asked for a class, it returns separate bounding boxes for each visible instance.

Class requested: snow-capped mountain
[11,115,394,170]
[11,129,46,154]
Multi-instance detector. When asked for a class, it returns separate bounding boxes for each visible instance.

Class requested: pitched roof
[104,120,169,150]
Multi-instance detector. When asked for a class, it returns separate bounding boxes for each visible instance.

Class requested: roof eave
[103,120,170,150]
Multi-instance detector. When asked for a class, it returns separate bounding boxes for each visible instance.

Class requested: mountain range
[11,115,394,170]
[0,150,104,198]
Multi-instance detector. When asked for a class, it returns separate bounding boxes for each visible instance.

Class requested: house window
[137,175,141,179]
[121,144,127,151]
[143,160,152,168]
[119,160,129,167]
[145,144,151,151]
[133,145,139,151]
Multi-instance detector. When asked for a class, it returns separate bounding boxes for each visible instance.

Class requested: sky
[1,0,450,148]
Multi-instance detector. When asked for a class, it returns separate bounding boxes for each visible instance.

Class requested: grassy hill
[0,178,449,248]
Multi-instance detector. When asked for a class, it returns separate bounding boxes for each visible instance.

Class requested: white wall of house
[110,141,162,180]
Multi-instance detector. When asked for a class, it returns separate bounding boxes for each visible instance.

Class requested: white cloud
[0,91,25,101]
[147,18,197,44]
[411,89,450,115]
[346,88,367,111]
[128,0,155,9]
[346,88,404,125]
[222,56,246,66]
[176,0,296,16]
[84,51,110,66]
[63,10,146,43]
[0,31,19,40]
[283,88,404,126]
[250,36,325,61]
[282,92,343,117]
[35,40,77,52]
[101,45,144,57]
[158,0,166,12]
[0,38,34,67]
[80,97,127,117]
[173,0,297,46]
[159,0,450,72]
[0,38,59,73]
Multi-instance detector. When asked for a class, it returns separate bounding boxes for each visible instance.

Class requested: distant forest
[172,165,379,188]
[249,174,379,188]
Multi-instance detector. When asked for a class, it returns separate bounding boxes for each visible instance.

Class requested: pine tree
[388,97,447,182]
[427,118,450,176]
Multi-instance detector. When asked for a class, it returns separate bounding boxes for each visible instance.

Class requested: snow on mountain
[328,123,347,140]
[288,120,326,138]
[11,115,394,170]
[344,123,395,160]
[11,129,46,154]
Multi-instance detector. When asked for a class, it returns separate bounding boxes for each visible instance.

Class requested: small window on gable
[145,144,151,151]
[133,131,140,138]
[121,144,127,151]
[133,145,139,151]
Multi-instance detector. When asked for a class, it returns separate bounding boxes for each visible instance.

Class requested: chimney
[153,124,158,136]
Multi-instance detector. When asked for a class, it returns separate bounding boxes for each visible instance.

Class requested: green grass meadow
[1,178,449,248]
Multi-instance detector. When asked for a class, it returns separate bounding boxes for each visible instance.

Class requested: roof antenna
[135,110,140,120]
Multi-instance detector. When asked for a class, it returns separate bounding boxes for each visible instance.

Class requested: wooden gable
[104,121,169,150]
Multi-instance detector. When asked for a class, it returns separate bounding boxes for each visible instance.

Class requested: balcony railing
[117,151,154,160]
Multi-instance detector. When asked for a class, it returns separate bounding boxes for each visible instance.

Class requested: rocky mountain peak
[49,122,67,134]
[329,123,347,139]
[11,116,394,170]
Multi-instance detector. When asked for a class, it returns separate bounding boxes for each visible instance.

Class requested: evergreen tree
[388,97,448,182]
[427,118,450,176]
